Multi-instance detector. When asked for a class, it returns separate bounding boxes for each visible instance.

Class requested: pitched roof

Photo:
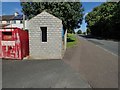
[29,11,62,22]
[13,15,26,20]
[40,11,62,21]
[2,15,14,21]
[1,15,27,21]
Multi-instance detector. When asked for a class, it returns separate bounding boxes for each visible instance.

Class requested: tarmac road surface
[2,59,91,88]
[63,35,118,88]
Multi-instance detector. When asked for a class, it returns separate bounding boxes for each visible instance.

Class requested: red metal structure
[0,27,29,60]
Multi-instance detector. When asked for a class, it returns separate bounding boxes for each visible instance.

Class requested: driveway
[2,59,90,88]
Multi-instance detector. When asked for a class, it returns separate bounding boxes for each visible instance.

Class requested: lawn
[67,33,78,48]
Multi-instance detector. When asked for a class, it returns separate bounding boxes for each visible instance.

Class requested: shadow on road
[79,34,119,42]
[79,35,103,40]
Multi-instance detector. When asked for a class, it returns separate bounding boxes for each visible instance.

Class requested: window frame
[40,27,47,42]
[20,20,23,24]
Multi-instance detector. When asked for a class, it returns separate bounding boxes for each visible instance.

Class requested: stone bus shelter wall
[28,11,63,59]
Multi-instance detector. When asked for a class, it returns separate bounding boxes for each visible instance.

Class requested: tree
[77,29,82,34]
[83,32,86,35]
[110,1,120,39]
[21,2,84,33]
[85,2,120,40]
[86,28,91,35]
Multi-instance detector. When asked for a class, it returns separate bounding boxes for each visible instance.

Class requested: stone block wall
[28,11,63,59]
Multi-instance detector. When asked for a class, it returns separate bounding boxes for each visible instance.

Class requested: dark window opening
[2,32,12,41]
[41,27,47,42]
[20,20,23,24]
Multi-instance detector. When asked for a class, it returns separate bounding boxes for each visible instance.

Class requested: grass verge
[67,33,78,48]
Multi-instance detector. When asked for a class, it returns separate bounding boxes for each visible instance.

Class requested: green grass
[67,33,78,48]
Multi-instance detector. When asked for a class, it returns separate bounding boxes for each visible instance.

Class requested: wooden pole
[23,14,25,30]
[64,29,67,51]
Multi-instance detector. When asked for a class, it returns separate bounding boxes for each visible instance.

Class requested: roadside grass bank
[67,33,78,48]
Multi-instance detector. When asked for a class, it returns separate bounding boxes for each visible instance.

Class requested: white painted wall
[6,20,28,29]
[2,21,7,24]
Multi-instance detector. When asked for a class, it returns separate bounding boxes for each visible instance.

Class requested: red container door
[1,31,16,59]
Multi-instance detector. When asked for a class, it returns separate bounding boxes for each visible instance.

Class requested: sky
[2,2,22,15]
[80,2,103,32]
[1,1,104,32]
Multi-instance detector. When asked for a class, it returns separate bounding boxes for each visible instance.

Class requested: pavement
[2,59,91,88]
[63,35,118,88]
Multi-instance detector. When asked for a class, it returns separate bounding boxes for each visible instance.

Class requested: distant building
[0,12,28,29]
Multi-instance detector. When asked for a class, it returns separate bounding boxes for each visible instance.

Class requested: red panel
[0,27,29,60]
[17,28,29,58]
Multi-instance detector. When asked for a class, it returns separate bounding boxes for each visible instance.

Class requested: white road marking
[95,45,118,57]
[79,36,118,57]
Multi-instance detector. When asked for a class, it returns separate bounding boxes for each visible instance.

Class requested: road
[79,35,118,56]
[2,35,118,88]
[63,35,118,88]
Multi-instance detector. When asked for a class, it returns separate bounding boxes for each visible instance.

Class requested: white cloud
[83,13,88,19]
[85,13,88,16]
